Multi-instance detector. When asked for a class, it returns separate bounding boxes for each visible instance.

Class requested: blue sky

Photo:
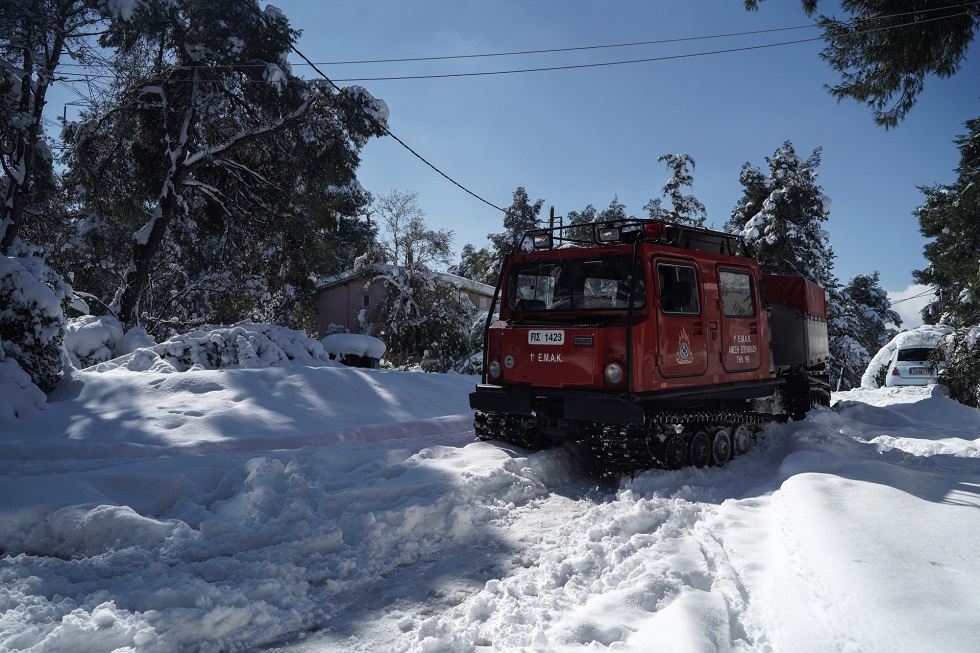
[38,1,975,327]
[272,0,978,309]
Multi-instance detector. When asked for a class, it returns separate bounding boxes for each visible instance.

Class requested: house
[312,264,495,337]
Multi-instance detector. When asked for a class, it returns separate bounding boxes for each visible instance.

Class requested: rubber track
[474,409,786,472]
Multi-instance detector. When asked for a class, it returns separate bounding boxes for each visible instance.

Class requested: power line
[311,7,980,83]
[50,2,979,72]
[289,46,506,213]
[325,36,825,83]
[49,7,973,86]
[312,1,978,66]
[283,23,820,66]
[29,34,851,84]
[52,23,821,71]
[890,289,936,305]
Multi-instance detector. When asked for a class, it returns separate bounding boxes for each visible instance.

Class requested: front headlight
[604,362,624,385]
[488,359,502,379]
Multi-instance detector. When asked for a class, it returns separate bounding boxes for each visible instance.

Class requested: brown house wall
[313,273,493,338]
[312,277,386,337]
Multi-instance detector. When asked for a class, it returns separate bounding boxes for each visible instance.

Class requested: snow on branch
[182,97,312,169]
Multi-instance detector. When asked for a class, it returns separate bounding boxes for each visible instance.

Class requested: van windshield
[506,255,645,312]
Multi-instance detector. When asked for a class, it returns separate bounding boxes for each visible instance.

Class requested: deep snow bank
[2,371,980,653]
[1,365,476,460]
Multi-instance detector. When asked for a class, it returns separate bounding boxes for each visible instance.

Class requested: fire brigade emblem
[676,328,694,365]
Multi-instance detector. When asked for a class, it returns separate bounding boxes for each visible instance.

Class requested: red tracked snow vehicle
[469,217,830,471]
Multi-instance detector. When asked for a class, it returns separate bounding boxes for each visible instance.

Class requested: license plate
[908,367,930,375]
[528,330,564,345]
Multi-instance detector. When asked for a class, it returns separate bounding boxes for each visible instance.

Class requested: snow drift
[1,360,979,652]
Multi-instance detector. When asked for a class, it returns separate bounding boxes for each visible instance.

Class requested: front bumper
[469,377,785,427]
[469,384,645,425]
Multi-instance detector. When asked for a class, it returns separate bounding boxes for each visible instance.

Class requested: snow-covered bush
[0,352,47,426]
[368,268,474,373]
[455,310,497,375]
[65,315,124,368]
[321,333,385,367]
[936,327,980,408]
[419,287,473,373]
[0,256,68,392]
[105,323,335,372]
[64,314,155,368]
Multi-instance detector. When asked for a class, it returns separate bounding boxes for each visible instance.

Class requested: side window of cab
[718,269,756,317]
[657,263,700,315]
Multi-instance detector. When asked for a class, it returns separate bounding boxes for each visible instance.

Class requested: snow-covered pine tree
[832,272,902,389]
[912,115,980,407]
[328,210,382,275]
[0,255,71,392]
[727,143,835,288]
[727,142,866,389]
[451,243,495,286]
[644,153,707,227]
[486,187,544,279]
[64,0,388,334]
[845,272,901,348]
[0,0,101,255]
[914,115,980,328]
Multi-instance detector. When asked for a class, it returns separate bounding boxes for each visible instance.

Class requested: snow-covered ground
[2,364,979,652]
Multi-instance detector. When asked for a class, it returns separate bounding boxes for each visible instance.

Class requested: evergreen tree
[845,272,901,347]
[64,1,387,333]
[935,328,980,408]
[486,186,544,279]
[913,116,980,327]
[912,116,980,407]
[728,141,869,388]
[0,0,101,254]
[727,142,835,289]
[565,204,598,243]
[832,272,902,389]
[451,243,495,285]
[644,153,707,227]
[745,1,979,128]
[330,211,381,274]
[0,255,71,392]
[598,196,630,224]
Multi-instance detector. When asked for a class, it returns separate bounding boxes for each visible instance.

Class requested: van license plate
[528,330,564,345]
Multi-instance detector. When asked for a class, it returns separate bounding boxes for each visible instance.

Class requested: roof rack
[519,215,750,258]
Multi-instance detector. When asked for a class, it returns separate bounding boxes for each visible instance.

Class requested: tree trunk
[116,184,181,329]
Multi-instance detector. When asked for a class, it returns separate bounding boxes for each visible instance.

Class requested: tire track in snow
[388,437,793,653]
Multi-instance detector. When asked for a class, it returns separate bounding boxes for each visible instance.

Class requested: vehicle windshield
[506,255,645,312]
[896,347,936,363]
